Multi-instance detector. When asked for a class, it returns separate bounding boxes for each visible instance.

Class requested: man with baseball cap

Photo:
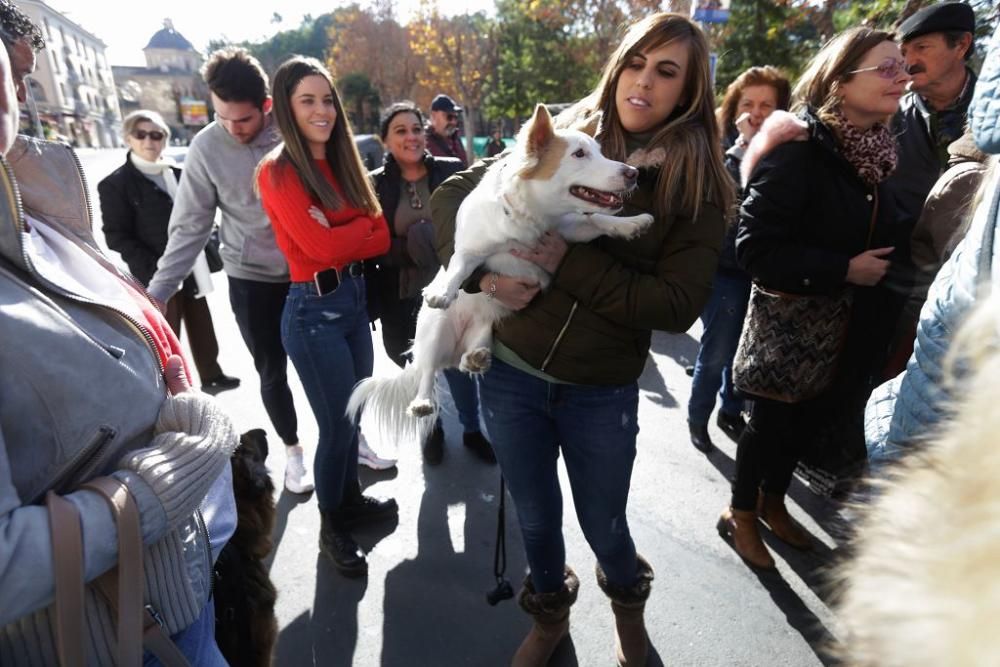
[426,93,468,167]
[886,1,977,238]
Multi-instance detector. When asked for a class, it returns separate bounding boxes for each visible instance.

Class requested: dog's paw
[424,291,455,310]
[408,398,435,418]
[619,213,655,238]
[460,347,492,375]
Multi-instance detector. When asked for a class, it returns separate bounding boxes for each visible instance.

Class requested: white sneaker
[284,445,314,494]
[358,433,397,470]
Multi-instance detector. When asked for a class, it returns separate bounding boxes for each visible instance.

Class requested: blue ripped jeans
[479,358,641,593]
[281,276,373,512]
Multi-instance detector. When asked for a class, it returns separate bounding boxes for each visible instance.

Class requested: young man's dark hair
[200,47,269,108]
[0,0,45,54]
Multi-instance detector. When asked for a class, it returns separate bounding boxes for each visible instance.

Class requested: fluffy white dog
[347,104,653,440]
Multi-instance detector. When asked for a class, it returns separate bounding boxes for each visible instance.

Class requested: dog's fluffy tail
[346,364,430,445]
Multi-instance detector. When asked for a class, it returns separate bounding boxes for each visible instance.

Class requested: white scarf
[129,151,214,297]
[129,152,179,200]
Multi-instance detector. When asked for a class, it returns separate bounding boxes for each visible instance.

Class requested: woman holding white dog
[431,13,730,666]
[256,56,398,578]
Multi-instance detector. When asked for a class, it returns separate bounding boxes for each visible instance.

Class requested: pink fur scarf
[740,109,897,187]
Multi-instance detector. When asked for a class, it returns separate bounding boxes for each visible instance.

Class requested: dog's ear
[524,104,555,156]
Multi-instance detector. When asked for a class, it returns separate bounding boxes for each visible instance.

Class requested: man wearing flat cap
[886,1,977,238]
[426,93,468,167]
[882,1,977,374]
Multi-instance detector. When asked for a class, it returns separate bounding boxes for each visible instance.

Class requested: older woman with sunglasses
[368,101,495,465]
[718,28,911,569]
[99,110,239,392]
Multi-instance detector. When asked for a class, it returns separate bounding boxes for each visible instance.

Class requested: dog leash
[486,474,514,605]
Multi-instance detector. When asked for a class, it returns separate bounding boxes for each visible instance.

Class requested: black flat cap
[898,2,975,42]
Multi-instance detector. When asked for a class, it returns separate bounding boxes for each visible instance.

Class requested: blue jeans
[479,358,640,593]
[228,277,298,445]
[281,277,373,512]
[143,600,227,666]
[688,271,751,426]
[442,369,482,432]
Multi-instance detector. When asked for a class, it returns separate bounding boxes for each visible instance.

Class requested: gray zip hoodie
[147,115,288,303]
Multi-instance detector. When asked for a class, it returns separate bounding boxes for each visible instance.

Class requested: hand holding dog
[479,273,541,311]
[512,231,568,274]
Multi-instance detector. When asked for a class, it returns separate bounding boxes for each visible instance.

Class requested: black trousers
[165,289,223,382]
[379,295,421,370]
[730,397,815,511]
[227,276,298,446]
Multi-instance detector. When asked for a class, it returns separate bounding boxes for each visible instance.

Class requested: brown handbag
[732,284,854,403]
[46,478,191,666]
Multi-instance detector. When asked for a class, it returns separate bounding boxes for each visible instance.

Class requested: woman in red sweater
[257,56,396,577]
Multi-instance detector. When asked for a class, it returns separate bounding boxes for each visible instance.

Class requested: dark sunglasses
[132,129,166,141]
[406,181,423,210]
[848,58,905,80]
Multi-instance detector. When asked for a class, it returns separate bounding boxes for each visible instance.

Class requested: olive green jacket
[430,156,725,385]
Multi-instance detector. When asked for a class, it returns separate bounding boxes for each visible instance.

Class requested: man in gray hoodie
[147,47,312,494]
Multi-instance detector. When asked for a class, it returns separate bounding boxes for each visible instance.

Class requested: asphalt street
[78,147,845,667]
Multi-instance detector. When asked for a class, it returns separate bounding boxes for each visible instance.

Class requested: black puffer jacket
[367,151,462,319]
[97,154,182,286]
[736,109,907,393]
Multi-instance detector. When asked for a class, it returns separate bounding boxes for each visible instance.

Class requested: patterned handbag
[732,284,854,403]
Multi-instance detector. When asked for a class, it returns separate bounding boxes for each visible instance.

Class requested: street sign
[693,0,731,23]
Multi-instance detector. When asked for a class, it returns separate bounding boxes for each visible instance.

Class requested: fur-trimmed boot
[757,492,812,550]
[717,507,775,570]
[596,554,655,667]
[511,567,579,667]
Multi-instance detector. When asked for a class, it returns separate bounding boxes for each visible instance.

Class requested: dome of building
[144,19,195,51]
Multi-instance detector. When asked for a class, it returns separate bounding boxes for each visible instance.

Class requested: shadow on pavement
[273,555,370,667]
[266,488,313,571]
[751,569,841,667]
[380,416,529,666]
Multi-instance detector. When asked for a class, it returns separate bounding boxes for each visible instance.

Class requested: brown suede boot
[596,554,654,667]
[717,507,775,570]
[757,492,813,550]
[511,567,579,667]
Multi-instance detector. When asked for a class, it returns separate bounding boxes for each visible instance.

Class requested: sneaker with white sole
[284,445,314,494]
[358,433,397,470]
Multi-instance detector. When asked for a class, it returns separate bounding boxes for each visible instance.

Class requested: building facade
[112,20,208,144]
[17,0,122,148]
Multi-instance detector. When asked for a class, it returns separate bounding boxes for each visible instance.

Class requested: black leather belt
[307,261,365,296]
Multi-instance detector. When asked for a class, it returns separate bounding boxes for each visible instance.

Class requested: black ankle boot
[319,512,367,577]
[334,481,398,530]
[423,418,445,465]
[716,411,747,441]
[688,420,713,453]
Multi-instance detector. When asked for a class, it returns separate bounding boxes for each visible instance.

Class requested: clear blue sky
[48,0,494,66]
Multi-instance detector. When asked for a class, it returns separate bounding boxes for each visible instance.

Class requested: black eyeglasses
[406,181,423,210]
[848,58,906,80]
[132,129,166,141]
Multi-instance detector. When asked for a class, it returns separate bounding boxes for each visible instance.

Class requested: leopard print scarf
[827,108,897,186]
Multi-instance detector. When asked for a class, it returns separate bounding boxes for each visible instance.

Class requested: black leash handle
[486,474,514,605]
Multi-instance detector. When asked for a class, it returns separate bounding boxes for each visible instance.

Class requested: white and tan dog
[347,104,653,440]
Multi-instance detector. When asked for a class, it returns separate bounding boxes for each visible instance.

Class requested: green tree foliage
[339,72,381,135]
[714,0,816,92]
[484,0,597,125]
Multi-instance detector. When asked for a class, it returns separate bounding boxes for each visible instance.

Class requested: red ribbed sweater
[257,158,390,282]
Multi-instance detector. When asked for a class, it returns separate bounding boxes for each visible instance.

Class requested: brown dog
[214,429,279,666]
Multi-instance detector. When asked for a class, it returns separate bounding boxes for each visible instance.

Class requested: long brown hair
[718,66,791,139]
[259,56,380,215]
[557,12,732,220]
[792,27,895,127]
